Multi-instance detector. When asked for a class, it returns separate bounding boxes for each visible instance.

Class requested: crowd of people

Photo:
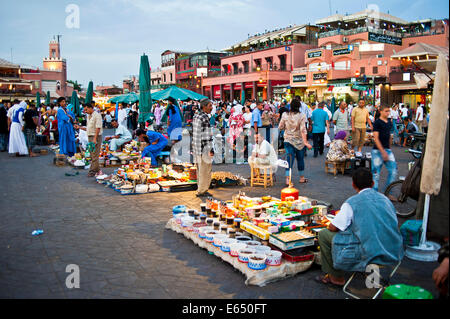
[0,95,430,192]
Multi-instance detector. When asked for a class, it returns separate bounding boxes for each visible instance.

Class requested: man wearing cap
[105,118,132,151]
[193,98,214,197]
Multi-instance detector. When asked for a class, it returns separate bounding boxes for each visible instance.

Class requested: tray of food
[269,229,316,251]
[239,221,271,240]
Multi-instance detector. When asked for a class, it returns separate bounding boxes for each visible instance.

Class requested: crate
[269,232,315,251]
[269,245,315,263]
[240,221,270,240]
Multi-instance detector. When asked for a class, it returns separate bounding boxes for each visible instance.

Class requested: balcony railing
[0,73,20,79]
[318,26,402,39]
[209,63,292,78]
[227,38,312,57]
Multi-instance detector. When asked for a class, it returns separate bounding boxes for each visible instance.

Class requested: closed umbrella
[85,81,94,105]
[36,92,42,127]
[138,54,153,124]
[330,96,336,115]
[70,90,80,117]
[406,54,448,261]
[45,91,51,106]
[241,89,245,106]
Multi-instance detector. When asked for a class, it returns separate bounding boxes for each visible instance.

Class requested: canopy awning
[390,83,420,91]
[332,86,352,94]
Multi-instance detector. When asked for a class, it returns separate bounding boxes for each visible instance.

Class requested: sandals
[299,178,308,184]
[314,274,345,287]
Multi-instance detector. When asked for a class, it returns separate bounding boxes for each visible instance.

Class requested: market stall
[96,162,198,195]
[165,188,336,286]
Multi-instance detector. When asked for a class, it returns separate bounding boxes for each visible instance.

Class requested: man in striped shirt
[192,98,214,197]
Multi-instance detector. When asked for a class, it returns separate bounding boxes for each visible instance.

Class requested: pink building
[290,10,449,106]
[202,24,319,102]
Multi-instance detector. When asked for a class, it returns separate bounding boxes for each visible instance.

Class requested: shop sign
[273,87,285,94]
[368,32,402,46]
[307,50,322,58]
[313,73,327,81]
[332,48,352,56]
[293,74,306,82]
[352,84,369,91]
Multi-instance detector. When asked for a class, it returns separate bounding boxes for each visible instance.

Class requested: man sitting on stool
[316,168,404,287]
[135,128,168,166]
[105,118,132,151]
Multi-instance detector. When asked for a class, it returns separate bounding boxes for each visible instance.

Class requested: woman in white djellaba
[8,101,29,156]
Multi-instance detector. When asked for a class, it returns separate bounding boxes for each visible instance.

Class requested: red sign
[223,84,231,90]
[244,82,254,89]
[233,83,242,90]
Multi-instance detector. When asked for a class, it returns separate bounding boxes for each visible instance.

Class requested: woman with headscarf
[227,107,246,162]
[326,130,353,162]
[165,97,183,144]
[153,103,162,126]
[261,103,274,143]
[8,101,29,156]
[56,97,76,156]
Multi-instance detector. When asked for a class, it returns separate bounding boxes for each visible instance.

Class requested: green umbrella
[241,89,245,106]
[85,81,94,105]
[45,91,51,106]
[36,92,41,108]
[71,90,80,117]
[151,86,207,101]
[108,92,139,104]
[138,54,153,124]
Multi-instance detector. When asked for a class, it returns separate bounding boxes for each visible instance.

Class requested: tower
[42,36,67,96]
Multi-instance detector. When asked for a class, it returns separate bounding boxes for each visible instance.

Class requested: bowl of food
[229,243,247,257]
[246,240,261,248]
[120,185,134,195]
[204,230,219,243]
[254,245,271,255]
[248,254,267,270]
[198,226,213,239]
[237,248,256,263]
[235,236,252,243]
[192,222,207,234]
[213,234,228,247]
[265,250,282,266]
[220,238,237,252]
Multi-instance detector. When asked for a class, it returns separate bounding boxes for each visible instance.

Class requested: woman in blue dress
[56,97,76,156]
[166,97,183,144]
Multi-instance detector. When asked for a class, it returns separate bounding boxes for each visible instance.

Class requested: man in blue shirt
[251,102,263,132]
[135,128,168,166]
[310,101,330,157]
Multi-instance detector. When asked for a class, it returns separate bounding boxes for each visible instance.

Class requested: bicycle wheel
[384,180,417,218]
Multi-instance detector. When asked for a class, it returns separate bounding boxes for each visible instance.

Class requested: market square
[0,0,448,302]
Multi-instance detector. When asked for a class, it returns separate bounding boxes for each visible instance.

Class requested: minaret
[42,36,67,97]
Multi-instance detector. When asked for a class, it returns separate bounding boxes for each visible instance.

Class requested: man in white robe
[8,101,29,156]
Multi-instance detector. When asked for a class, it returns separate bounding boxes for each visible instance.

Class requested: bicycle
[384,149,422,218]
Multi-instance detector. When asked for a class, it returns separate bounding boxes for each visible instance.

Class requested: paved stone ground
[0,134,440,299]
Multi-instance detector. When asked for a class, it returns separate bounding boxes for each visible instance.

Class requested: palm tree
[67,80,82,91]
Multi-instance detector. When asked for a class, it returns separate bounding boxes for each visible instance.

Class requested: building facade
[0,37,74,102]
[175,51,226,94]
[290,10,449,107]
[202,24,319,102]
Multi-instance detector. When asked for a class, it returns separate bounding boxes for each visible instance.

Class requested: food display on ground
[67,140,142,168]
[165,188,335,286]
[96,162,198,195]
[211,171,247,187]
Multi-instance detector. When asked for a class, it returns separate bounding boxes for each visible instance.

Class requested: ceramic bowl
[235,235,252,243]
[192,222,207,234]
[120,185,133,195]
[253,245,271,254]
[198,226,213,239]
[213,234,228,247]
[246,240,262,248]
[204,230,219,243]
[220,238,237,252]
[237,248,256,263]
[175,213,189,225]
[229,243,247,257]
[265,250,283,266]
[248,254,267,270]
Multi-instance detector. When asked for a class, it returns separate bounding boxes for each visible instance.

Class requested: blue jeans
[371,149,398,192]
[0,133,7,151]
[284,142,305,177]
